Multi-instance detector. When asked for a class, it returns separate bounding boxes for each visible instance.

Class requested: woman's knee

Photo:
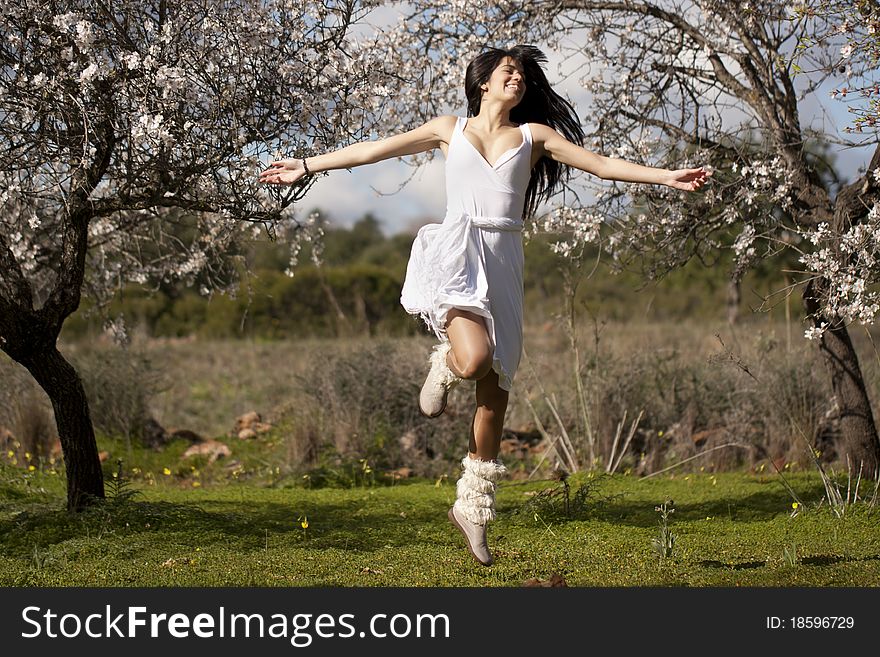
[455,352,494,379]
[446,309,493,379]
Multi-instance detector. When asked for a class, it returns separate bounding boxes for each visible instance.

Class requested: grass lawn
[1,460,878,587]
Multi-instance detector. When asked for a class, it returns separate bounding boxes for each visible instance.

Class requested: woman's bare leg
[470,369,508,460]
[448,365,509,567]
[445,308,506,459]
[445,308,493,381]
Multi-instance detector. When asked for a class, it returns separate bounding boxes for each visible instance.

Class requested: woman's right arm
[530,122,711,191]
[259,115,455,186]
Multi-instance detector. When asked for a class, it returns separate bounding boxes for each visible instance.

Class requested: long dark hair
[465,45,585,220]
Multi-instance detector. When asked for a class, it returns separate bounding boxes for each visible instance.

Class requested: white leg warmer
[452,455,507,526]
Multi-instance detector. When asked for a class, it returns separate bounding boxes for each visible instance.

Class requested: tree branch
[617,108,737,159]
[39,87,117,329]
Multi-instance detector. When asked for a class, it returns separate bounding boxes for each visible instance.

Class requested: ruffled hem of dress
[491,355,513,391]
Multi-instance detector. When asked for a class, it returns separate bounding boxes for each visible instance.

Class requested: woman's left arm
[531,123,711,191]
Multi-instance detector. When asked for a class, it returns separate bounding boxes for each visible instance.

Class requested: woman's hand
[258,158,307,186]
[664,166,712,191]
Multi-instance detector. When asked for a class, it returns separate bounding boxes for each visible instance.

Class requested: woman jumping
[259,44,711,567]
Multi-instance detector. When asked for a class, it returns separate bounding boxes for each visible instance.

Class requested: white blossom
[74,21,99,51]
[733,224,756,258]
[124,53,142,70]
[52,12,80,31]
[78,63,101,85]
[804,322,828,340]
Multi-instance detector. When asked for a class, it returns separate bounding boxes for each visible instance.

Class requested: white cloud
[300,155,447,235]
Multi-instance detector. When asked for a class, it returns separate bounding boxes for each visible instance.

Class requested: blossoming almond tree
[0,0,398,510]
[792,0,879,135]
[367,0,880,476]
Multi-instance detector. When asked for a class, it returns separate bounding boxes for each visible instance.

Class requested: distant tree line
[62,209,800,342]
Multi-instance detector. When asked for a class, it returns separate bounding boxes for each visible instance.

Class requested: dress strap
[451,116,466,150]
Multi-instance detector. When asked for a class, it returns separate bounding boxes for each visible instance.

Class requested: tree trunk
[727,278,740,325]
[1,205,106,511]
[803,277,880,479]
[19,346,105,510]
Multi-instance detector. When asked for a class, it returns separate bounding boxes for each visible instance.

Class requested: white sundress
[400,116,533,392]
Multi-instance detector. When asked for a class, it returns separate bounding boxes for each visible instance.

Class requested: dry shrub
[523,323,833,476]
[67,343,169,446]
[282,338,475,478]
[744,340,832,468]
[1,344,170,460]
[13,389,57,460]
[0,356,57,461]
[586,349,747,474]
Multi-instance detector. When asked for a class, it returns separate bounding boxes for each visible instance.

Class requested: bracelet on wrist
[302,158,311,176]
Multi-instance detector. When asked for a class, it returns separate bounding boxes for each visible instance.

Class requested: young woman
[259,45,710,567]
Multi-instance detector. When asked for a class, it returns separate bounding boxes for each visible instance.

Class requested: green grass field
[2,459,878,587]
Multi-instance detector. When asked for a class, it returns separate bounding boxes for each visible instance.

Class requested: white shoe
[418,342,461,418]
[448,506,493,566]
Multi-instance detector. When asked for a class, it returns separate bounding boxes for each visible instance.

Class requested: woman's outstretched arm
[259,115,456,186]
[530,123,712,191]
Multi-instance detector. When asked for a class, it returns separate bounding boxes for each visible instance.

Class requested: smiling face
[480,56,526,106]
